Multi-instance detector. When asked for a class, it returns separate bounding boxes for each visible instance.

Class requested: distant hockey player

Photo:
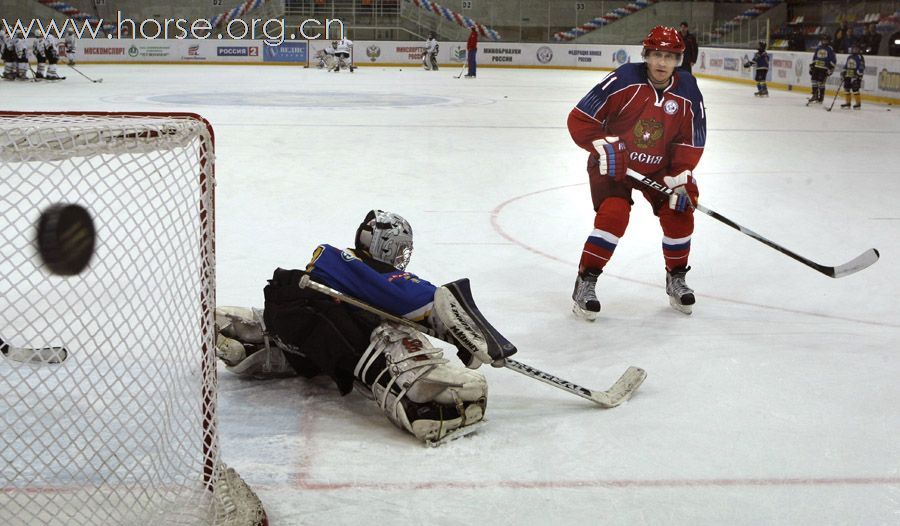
[566,26,706,319]
[464,27,477,78]
[840,44,865,109]
[1,29,27,80]
[214,210,513,444]
[744,41,771,97]
[12,30,29,80]
[808,35,836,104]
[64,29,77,66]
[1,29,13,80]
[423,32,439,71]
[32,29,47,79]
[314,44,335,70]
[43,32,64,80]
[332,37,354,72]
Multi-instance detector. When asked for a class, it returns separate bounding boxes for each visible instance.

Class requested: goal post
[0,112,266,526]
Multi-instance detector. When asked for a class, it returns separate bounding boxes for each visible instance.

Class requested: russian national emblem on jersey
[633,119,664,149]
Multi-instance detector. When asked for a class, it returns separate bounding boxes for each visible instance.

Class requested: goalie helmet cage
[0,112,267,526]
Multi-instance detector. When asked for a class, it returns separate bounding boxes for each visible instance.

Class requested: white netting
[0,113,266,526]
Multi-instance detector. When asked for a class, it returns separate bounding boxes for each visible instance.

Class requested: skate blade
[668,296,692,315]
[572,304,599,322]
[426,420,487,447]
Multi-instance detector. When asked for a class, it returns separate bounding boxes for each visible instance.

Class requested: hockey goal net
[0,112,267,526]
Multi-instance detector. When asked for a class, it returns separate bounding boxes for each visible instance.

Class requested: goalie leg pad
[215,306,296,378]
[216,306,265,344]
[355,322,487,442]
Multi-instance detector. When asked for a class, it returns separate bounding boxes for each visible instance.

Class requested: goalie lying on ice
[215,210,512,444]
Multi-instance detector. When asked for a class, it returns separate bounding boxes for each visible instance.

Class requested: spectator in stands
[833,21,850,53]
[862,24,881,55]
[788,26,806,51]
[678,21,699,73]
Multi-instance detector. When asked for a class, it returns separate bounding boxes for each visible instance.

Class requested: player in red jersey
[567,26,707,319]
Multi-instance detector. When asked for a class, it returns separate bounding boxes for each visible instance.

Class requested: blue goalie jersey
[305,244,437,321]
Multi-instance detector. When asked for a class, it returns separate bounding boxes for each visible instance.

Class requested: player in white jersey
[2,30,30,80]
[64,29,77,66]
[0,29,12,80]
[314,43,335,69]
[43,33,64,80]
[32,29,47,79]
[332,37,354,72]
[423,32,439,71]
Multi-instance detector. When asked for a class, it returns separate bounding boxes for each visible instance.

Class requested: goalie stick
[298,275,646,408]
[625,168,879,278]
[0,336,68,364]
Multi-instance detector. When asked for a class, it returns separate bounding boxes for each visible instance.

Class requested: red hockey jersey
[568,62,706,178]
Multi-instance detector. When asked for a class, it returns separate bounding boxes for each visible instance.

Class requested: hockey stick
[454,54,467,78]
[825,84,843,111]
[625,168,879,278]
[68,64,103,83]
[297,274,646,408]
[0,336,68,364]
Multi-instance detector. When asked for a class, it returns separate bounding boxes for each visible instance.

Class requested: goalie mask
[355,210,413,271]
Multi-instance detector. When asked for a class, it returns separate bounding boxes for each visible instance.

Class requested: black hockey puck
[37,203,96,275]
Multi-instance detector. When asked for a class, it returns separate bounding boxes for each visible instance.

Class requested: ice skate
[853,104,861,110]
[841,103,851,109]
[666,266,695,315]
[572,270,601,321]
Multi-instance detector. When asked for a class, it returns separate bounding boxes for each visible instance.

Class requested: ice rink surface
[7,63,900,524]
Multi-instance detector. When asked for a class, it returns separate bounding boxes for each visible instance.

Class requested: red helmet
[642,26,685,54]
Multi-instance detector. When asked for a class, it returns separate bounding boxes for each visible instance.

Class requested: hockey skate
[841,102,851,109]
[665,266,695,315]
[572,270,601,321]
[853,104,861,110]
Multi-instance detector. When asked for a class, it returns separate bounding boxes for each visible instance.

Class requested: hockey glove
[591,136,629,182]
[826,67,834,77]
[433,286,494,369]
[68,58,75,66]
[663,170,698,213]
[808,64,814,76]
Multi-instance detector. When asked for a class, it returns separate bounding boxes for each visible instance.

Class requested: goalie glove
[663,170,698,213]
[591,136,629,182]
[431,286,494,369]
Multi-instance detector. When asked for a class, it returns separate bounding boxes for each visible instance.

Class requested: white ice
[7,63,900,525]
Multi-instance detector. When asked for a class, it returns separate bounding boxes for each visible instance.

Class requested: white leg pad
[216,306,265,344]
[356,322,487,442]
